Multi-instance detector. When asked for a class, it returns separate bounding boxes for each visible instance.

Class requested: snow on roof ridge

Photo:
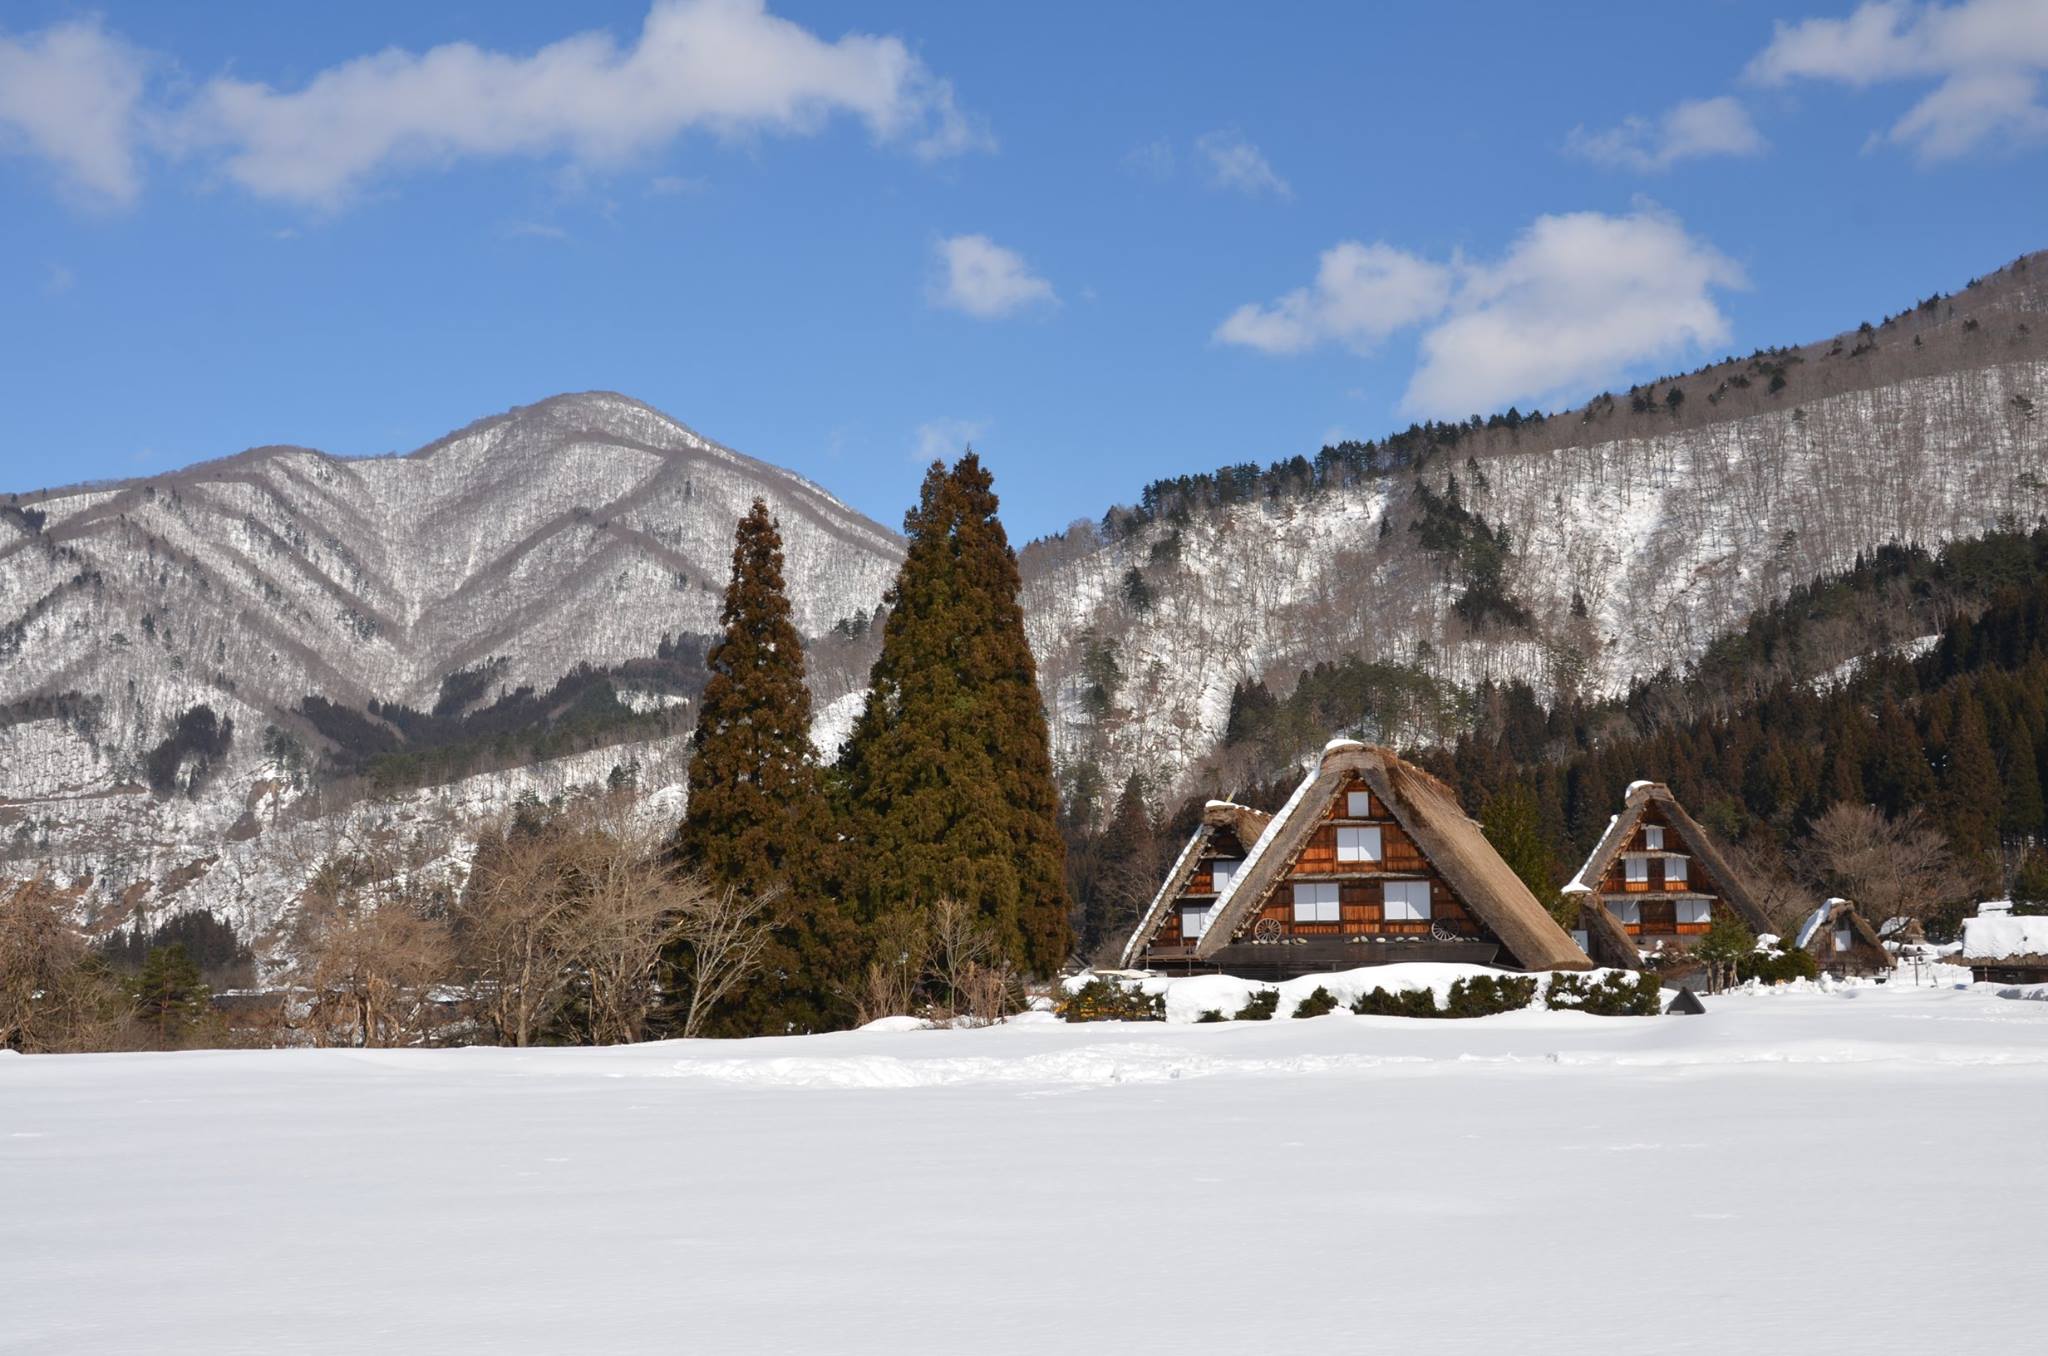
[1209,758,1324,926]
[1626,780,1659,797]
[1562,815,1620,894]
[1321,737,1368,757]
[1204,798,1250,810]
[1794,904,1832,950]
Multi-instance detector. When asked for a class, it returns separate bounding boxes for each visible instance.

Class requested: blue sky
[3,0,2045,538]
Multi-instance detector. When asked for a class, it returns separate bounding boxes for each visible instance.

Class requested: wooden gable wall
[1149,823,1253,950]
[1592,804,1739,940]
[1228,776,1493,944]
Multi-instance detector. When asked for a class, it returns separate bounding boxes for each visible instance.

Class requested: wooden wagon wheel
[1430,921,1460,942]
[1253,918,1284,943]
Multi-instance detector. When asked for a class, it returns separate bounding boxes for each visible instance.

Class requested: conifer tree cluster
[838,455,1070,975]
[674,461,1071,1033]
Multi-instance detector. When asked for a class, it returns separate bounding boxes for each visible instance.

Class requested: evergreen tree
[840,455,1072,973]
[1999,719,2045,842]
[1941,694,2002,855]
[130,944,208,1048]
[1083,774,1159,959]
[1481,784,1566,929]
[673,500,854,1033]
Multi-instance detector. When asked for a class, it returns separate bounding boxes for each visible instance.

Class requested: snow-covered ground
[5,979,2044,1354]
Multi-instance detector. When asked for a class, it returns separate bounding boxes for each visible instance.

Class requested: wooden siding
[1143,825,1254,951]
[1229,776,1491,944]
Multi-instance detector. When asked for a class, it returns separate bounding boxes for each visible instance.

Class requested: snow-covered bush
[1233,989,1278,1021]
[1544,971,1660,1015]
[1351,973,1538,1019]
[1055,975,1164,1023]
[1291,985,1339,1018]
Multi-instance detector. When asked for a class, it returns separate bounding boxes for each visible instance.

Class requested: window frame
[1624,856,1650,884]
[1292,881,1341,923]
[1665,855,1688,885]
[1345,790,1372,818]
[1644,824,1665,851]
[1335,825,1383,863]
[1675,899,1711,926]
[1209,857,1241,894]
[1179,902,1212,941]
[1382,879,1433,922]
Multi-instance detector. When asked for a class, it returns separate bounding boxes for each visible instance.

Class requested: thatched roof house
[1563,781,1772,970]
[1126,740,1591,978]
[1791,898,1893,978]
[1957,915,2048,984]
[1116,800,1271,969]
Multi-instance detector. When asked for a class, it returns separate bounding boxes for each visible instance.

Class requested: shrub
[1056,976,1164,1023]
[1351,985,1441,1018]
[1444,974,1538,1017]
[1195,1009,1227,1024]
[1234,989,1278,1021]
[1545,971,1661,1016]
[1292,985,1339,1018]
[1739,945,1820,984]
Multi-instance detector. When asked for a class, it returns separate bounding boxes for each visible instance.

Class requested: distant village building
[1956,913,2048,985]
[1791,898,1894,978]
[1123,740,1592,979]
[1117,800,1272,969]
[1563,781,1774,972]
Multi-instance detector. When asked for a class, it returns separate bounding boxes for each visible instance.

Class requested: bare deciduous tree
[1806,803,1959,926]
[672,877,778,1040]
[0,878,134,1051]
[453,824,580,1046]
[288,851,454,1048]
[925,897,1021,1026]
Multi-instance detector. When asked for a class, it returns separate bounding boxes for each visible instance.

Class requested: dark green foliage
[839,455,1071,975]
[1194,1008,1227,1023]
[1233,988,1278,1020]
[1544,971,1662,1016]
[1292,985,1339,1018]
[145,704,233,795]
[97,910,254,990]
[2013,850,2048,915]
[129,944,209,1046]
[673,500,855,1035]
[1695,914,1757,968]
[1121,566,1153,613]
[1481,785,1564,927]
[1057,976,1164,1023]
[1075,774,1158,960]
[1222,658,1463,766]
[1739,944,1820,984]
[1410,477,1531,630]
[1351,985,1442,1018]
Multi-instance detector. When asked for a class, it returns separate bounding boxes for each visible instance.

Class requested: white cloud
[0,19,147,205]
[913,417,986,465]
[1196,129,1291,197]
[931,234,1056,318]
[1566,96,1767,171]
[1748,0,2048,159]
[1403,210,1745,418]
[1216,210,1745,419]
[1213,241,1453,355]
[171,0,988,207]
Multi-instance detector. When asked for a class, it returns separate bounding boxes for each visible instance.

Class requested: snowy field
[6,979,2046,1355]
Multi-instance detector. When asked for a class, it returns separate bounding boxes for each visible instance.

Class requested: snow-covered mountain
[2,393,900,940]
[7,254,2048,945]
[1022,252,2048,794]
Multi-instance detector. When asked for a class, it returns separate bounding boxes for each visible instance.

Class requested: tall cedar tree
[1083,774,1159,960]
[672,500,854,1033]
[840,455,1072,973]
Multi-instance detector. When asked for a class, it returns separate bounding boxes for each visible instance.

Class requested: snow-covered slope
[1023,257,2048,793]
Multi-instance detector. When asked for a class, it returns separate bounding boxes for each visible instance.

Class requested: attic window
[1625,857,1650,884]
[1666,856,1688,885]
[1383,880,1432,922]
[1346,791,1372,817]
[1293,882,1341,923]
[1180,902,1213,940]
[1210,858,1241,894]
[1336,826,1382,863]
[1833,927,1853,953]
[1644,825,1665,851]
[1676,900,1710,926]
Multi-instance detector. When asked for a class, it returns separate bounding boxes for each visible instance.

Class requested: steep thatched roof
[1561,782,1773,934]
[1793,898,1890,961]
[1577,899,1641,970]
[1195,741,1592,971]
[1118,801,1270,968]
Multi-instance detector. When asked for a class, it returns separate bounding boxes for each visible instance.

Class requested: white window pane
[1335,826,1383,863]
[1626,857,1649,882]
[1346,791,1371,817]
[1833,927,1853,953]
[1612,900,1642,925]
[1667,857,1688,883]
[1181,904,1210,939]
[1210,858,1239,892]
[1676,900,1709,925]
[1645,825,1664,851]
[1385,880,1432,921]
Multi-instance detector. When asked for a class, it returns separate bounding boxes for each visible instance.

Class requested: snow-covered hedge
[1060,964,1661,1023]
